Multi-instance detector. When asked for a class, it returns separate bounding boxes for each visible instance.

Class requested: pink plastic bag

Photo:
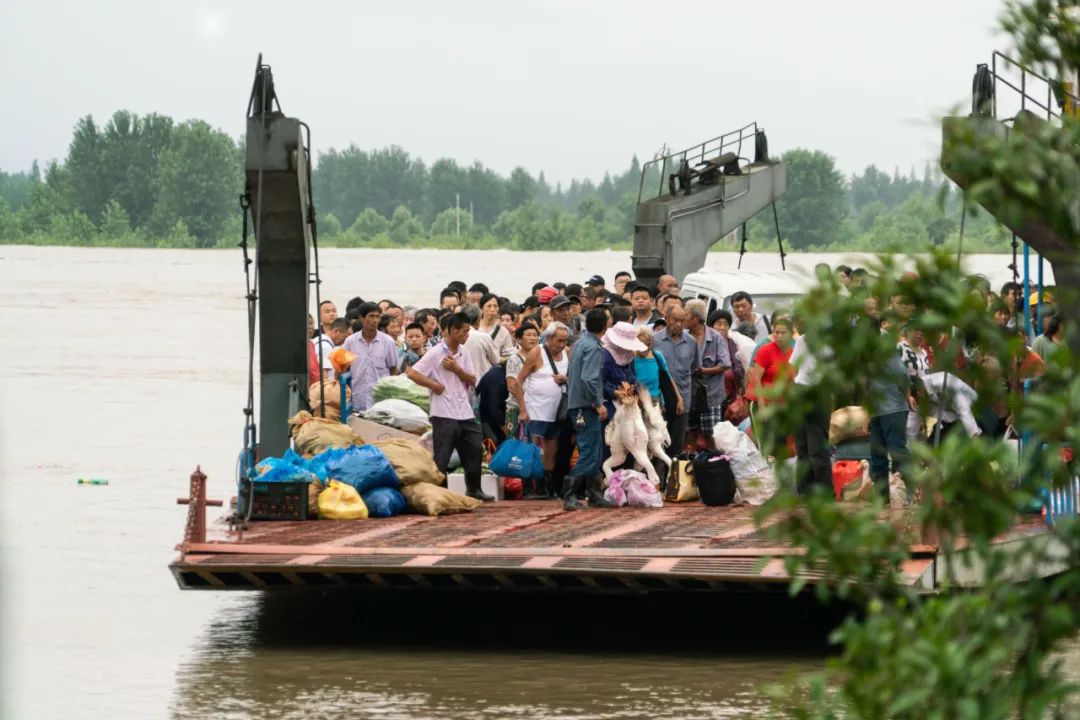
[624,470,664,508]
[604,470,663,508]
[603,471,629,507]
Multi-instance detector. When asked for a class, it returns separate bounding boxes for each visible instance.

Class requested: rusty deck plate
[170,501,1057,593]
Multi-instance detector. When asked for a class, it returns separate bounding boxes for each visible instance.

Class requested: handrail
[637,122,760,203]
[989,51,1078,123]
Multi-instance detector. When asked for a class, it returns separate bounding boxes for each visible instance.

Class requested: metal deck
[170,474,1062,594]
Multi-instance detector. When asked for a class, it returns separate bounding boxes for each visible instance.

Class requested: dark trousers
[568,408,602,479]
[667,412,690,456]
[870,411,909,496]
[430,417,483,489]
[795,402,832,495]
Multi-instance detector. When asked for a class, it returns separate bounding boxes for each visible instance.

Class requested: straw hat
[605,322,647,352]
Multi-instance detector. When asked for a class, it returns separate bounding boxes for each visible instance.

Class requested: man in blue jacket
[562,309,614,510]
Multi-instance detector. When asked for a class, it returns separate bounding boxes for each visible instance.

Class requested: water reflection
[171,591,837,719]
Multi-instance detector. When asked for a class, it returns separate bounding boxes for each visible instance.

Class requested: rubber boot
[465,475,495,502]
[562,476,583,511]
[587,474,614,508]
[522,477,543,500]
[541,471,557,500]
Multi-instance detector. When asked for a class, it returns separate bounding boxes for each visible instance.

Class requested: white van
[679,269,813,319]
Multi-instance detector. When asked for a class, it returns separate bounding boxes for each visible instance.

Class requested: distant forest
[0,109,1014,253]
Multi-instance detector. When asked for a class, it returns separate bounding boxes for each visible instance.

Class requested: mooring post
[177,466,224,548]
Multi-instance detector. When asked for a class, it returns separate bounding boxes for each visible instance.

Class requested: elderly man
[652,305,699,455]
[684,299,732,445]
[657,274,679,296]
[342,301,398,412]
[517,321,571,499]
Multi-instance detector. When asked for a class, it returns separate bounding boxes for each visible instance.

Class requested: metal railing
[987,51,1078,123]
[637,122,760,203]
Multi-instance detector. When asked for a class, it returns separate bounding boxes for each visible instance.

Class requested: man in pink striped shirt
[406,312,492,501]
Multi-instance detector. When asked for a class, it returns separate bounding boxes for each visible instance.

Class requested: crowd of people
[306,266,1067,509]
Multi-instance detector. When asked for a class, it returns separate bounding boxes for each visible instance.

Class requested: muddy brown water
[0,246,1073,718]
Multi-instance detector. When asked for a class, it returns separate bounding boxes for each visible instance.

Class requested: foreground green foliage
[757,3,1080,716]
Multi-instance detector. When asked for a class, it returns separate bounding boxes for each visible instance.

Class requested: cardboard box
[446,473,503,501]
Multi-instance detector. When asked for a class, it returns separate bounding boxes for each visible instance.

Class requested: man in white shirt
[920,372,982,440]
[461,304,499,380]
[312,318,350,380]
[731,291,771,341]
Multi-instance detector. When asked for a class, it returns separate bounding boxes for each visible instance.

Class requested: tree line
[0,110,1014,253]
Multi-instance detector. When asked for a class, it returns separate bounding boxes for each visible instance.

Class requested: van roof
[681,269,814,297]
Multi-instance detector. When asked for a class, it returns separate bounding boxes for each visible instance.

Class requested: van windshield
[725,294,801,317]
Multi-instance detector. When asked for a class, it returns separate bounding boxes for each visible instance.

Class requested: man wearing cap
[546,294,578,345]
[586,275,616,305]
[652,305,698,454]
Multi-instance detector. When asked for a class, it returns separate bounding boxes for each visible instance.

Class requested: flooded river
[0,246,1070,718]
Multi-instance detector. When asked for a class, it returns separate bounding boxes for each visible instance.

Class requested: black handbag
[693,451,736,506]
[543,346,569,422]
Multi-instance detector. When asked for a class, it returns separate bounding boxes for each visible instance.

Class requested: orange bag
[329,347,356,375]
[832,459,868,500]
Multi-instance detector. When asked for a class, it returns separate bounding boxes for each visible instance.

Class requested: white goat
[602,383,672,487]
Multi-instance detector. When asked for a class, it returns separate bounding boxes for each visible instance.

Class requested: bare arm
[405,365,444,395]
[745,364,765,402]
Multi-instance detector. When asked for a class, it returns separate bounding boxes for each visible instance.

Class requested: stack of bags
[257,412,485,520]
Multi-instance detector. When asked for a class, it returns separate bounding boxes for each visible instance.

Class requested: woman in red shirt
[746,317,795,403]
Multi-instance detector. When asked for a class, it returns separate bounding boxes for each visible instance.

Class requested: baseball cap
[549,294,571,310]
[537,286,559,305]
[586,275,605,286]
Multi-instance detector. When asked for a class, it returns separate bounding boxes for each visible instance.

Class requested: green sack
[372,374,430,413]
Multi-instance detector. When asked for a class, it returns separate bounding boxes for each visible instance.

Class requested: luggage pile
[242,412,484,521]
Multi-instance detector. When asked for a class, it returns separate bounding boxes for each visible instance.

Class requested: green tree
[319,212,342,238]
[347,208,389,241]
[99,199,132,241]
[775,148,848,249]
[506,166,537,208]
[388,205,425,245]
[66,115,109,223]
[151,120,240,247]
[430,207,473,237]
[0,197,20,241]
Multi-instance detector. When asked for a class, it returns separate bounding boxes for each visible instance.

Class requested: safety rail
[637,122,761,203]
[984,51,1078,123]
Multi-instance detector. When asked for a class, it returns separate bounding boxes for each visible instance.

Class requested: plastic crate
[239,480,310,521]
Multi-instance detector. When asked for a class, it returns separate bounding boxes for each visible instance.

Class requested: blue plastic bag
[296,446,348,482]
[489,437,544,480]
[325,445,399,494]
[255,457,317,484]
[362,487,408,518]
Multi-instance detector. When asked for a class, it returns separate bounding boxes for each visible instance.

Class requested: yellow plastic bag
[317,480,369,520]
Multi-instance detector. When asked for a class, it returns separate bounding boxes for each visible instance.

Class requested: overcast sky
[2,0,1006,184]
